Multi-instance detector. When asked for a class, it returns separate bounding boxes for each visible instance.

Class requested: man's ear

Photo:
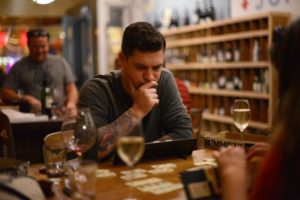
[118,52,126,65]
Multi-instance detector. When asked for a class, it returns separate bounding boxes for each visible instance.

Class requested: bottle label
[46,96,53,108]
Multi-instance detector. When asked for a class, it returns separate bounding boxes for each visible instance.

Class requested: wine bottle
[224,43,233,62]
[184,8,190,26]
[153,14,162,29]
[252,75,261,92]
[194,1,202,24]
[41,79,53,118]
[200,0,207,25]
[225,70,234,90]
[169,9,179,28]
[205,0,215,22]
[218,70,226,89]
[252,39,260,62]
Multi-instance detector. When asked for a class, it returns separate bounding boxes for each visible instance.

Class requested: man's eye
[136,66,146,70]
[153,67,161,71]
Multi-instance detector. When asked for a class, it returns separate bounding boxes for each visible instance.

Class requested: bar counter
[11,119,62,163]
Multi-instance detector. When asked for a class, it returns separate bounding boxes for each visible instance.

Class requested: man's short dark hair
[121,22,166,58]
[26,28,50,44]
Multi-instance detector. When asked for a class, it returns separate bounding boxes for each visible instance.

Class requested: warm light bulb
[33,0,55,5]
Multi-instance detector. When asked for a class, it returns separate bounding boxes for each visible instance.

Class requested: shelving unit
[162,12,291,135]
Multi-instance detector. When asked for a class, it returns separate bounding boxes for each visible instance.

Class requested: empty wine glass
[116,123,145,200]
[73,107,97,159]
[233,99,250,146]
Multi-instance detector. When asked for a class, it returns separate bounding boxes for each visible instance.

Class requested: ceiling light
[33,0,55,5]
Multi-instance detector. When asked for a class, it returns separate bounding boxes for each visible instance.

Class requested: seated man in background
[175,77,191,114]
[1,28,78,117]
[78,22,192,160]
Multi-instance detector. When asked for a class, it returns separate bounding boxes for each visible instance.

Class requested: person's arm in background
[175,77,191,114]
[213,147,247,200]
[59,56,78,118]
[1,87,41,111]
[1,61,41,111]
[64,83,78,118]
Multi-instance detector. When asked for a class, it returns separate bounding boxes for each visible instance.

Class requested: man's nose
[144,70,155,81]
[37,47,44,52]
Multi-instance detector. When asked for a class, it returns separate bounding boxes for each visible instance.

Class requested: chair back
[0,111,15,158]
[44,130,75,161]
[61,119,76,132]
[191,108,203,149]
[44,130,74,149]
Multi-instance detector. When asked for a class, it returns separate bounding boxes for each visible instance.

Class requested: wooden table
[11,119,62,163]
[29,151,213,200]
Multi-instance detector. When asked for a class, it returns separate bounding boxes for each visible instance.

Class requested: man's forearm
[65,83,78,105]
[97,109,141,159]
[1,87,20,103]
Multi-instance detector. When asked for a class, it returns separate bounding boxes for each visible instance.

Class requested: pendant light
[32,0,55,5]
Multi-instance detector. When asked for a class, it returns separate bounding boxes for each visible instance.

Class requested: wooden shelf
[188,87,269,100]
[162,12,290,36]
[163,12,291,135]
[202,112,269,130]
[168,61,269,70]
[166,30,268,48]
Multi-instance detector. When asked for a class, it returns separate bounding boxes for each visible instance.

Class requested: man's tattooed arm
[97,109,141,159]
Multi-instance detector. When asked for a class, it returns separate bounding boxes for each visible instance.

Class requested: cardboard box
[201,131,269,150]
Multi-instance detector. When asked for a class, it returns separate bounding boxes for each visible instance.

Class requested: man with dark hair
[78,22,192,160]
[1,28,78,117]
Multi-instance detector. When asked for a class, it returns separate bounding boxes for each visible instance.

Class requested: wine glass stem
[129,166,134,199]
[122,166,137,200]
[240,130,245,148]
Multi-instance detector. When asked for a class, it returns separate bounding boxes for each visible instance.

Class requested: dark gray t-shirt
[78,69,192,142]
[4,55,76,108]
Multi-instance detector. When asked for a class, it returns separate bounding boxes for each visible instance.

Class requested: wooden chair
[61,119,76,132]
[44,130,75,160]
[0,111,15,158]
[190,108,203,149]
[43,130,74,149]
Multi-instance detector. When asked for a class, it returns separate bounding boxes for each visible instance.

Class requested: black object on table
[11,120,62,164]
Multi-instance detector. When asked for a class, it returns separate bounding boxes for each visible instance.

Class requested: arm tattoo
[97,109,140,159]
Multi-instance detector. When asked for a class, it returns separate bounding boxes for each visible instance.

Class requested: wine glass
[73,107,97,159]
[116,123,145,200]
[61,107,96,161]
[61,108,97,199]
[233,99,250,146]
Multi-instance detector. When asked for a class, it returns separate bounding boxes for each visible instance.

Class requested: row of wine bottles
[174,68,269,93]
[154,0,215,30]
[166,39,263,64]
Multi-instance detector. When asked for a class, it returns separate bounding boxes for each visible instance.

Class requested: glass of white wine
[233,99,250,147]
[116,123,145,200]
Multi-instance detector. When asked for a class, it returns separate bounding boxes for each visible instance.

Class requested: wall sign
[231,0,300,19]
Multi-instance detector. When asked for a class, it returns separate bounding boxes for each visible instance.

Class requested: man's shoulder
[10,56,30,70]
[93,70,121,83]
[159,68,174,83]
[161,68,172,76]
[13,56,29,65]
[86,70,121,88]
[46,54,65,62]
